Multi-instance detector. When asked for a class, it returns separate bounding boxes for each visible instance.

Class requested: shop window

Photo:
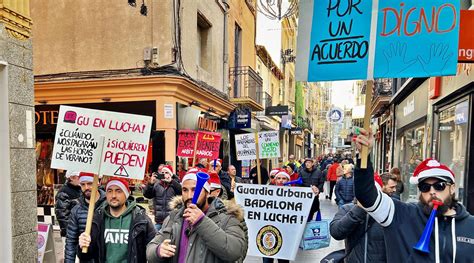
[398,125,425,201]
[437,100,469,202]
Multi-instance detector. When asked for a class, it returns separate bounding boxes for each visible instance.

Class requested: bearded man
[146,170,248,262]
[353,128,474,262]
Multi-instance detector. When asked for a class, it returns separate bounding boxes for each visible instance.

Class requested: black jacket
[249,166,269,185]
[330,203,386,263]
[64,190,106,263]
[218,170,232,197]
[55,182,81,237]
[77,203,156,263]
[143,179,182,224]
[298,165,324,191]
[354,158,474,262]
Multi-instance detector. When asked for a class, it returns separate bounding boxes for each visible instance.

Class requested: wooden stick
[255,132,262,184]
[82,136,105,253]
[191,131,199,167]
[361,80,373,169]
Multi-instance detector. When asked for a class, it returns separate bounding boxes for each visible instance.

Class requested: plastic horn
[413,200,443,253]
[192,171,210,204]
[283,177,303,186]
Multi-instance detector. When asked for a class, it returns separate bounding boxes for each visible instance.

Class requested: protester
[329,177,386,263]
[285,163,299,182]
[208,170,228,200]
[299,158,325,221]
[353,128,474,262]
[146,170,248,262]
[78,177,156,262]
[381,172,399,198]
[284,154,301,168]
[177,160,187,181]
[335,164,355,207]
[249,162,269,185]
[196,158,209,169]
[327,159,342,201]
[55,170,82,243]
[65,173,106,263]
[390,167,405,200]
[143,164,182,231]
[228,165,242,198]
[212,159,232,198]
[268,168,281,185]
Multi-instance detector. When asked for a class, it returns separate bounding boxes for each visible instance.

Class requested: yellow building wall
[227,0,256,69]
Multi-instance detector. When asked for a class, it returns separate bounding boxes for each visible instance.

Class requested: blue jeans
[154,223,162,232]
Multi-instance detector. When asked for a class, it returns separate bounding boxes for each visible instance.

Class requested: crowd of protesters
[56,144,474,262]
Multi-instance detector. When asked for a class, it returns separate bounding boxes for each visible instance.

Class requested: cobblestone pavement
[53,196,343,263]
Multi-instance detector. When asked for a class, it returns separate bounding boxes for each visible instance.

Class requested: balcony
[229,66,264,111]
[370,79,393,117]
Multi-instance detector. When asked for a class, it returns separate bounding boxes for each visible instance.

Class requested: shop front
[394,80,429,202]
[431,65,474,213]
[34,76,234,224]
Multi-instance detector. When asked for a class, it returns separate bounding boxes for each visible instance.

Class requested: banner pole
[191,131,199,167]
[82,136,105,253]
[361,80,373,169]
[255,132,262,184]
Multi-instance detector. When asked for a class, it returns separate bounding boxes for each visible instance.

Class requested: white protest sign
[258,131,280,159]
[235,133,257,160]
[234,184,315,260]
[51,106,152,180]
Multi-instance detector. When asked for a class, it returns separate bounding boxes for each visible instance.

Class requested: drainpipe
[223,0,230,96]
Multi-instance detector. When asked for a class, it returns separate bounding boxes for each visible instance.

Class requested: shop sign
[403,97,415,117]
[290,127,303,135]
[228,108,251,129]
[36,110,59,126]
[198,116,218,132]
[176,130,221,159]
[326,107,344,123]
[50,106,153,180]
[265,105,289,116]
[281,114,292,129]
[455,101,469,125]
[429,77,441,99]
[458,10,474,63]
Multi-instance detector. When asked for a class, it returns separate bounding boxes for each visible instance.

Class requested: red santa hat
[181,170,211,192]
[79,172,95,183]
[374,174,383,188]
[269,168,280,177]
[410,158,455,185]
[161,165,173,175]
[275,169,291,180]
[208,171,221,189]
[213,159,222,166]
[106,177,131,199]
[66,170,80,179]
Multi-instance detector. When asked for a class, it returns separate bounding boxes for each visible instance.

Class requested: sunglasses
[418,181,450,193]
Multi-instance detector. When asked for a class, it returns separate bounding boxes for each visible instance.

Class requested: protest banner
[235,133,257,160]
[51,106,152,180]
[234,184,315,260]
[258,131,281,159]
[177,130,221,161]
[374,0,460,78]
[296,0,461,81]
[295,0,372,81]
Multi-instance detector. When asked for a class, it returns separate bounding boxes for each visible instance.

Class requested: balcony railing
[229,66,263,110]
[261,92,272,109]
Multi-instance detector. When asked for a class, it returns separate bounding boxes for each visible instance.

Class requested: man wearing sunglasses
[353,128,474,263]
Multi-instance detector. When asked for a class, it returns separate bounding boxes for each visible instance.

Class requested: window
[197,13,212,71]
[437,100,469,202]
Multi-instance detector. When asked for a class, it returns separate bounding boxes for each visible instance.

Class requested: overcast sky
[256,9,356,110]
